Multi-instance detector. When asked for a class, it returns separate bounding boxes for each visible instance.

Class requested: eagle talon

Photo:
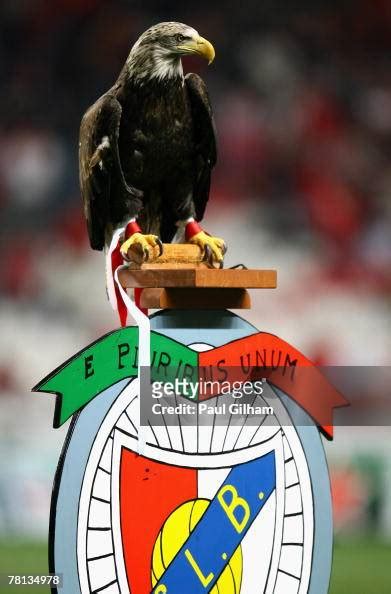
[156,238,164,257]
[203,244,212,265]
[189,230,226,268]
[120,232,162,264]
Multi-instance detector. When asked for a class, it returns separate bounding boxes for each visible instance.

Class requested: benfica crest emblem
[34,310,343,594]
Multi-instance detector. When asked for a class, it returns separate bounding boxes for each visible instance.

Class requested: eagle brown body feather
[79,64,216,250]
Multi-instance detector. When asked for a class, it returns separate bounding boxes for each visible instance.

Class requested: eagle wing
[79,92,142,250]
[185,73,217,222]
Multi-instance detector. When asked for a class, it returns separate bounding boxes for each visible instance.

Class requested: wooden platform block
[119,267,277,289]
[140,288,251,309]
[127,243,205,267]
[120,243,276,310]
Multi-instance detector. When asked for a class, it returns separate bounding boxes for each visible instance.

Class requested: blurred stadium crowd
[0,1,390,538]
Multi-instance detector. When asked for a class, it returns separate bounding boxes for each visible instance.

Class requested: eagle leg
[189,231,226,267]
[120,233,163,264]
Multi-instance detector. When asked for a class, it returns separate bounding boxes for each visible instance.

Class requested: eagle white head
[127,22,215,83]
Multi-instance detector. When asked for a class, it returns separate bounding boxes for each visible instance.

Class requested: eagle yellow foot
[189,231,227,267]
[120,233,163,264]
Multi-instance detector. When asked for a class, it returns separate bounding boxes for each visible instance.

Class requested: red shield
[120,448,198,594]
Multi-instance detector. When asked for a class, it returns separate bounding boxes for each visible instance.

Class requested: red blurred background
[0,0,390,545]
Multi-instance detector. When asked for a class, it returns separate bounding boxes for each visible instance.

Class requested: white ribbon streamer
[105,227,125,311]
[114,265,149,454]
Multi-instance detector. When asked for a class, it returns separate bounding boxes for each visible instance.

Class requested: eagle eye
[175,34,187,43]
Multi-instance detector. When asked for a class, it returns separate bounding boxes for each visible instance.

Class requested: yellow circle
[151,498,243,593]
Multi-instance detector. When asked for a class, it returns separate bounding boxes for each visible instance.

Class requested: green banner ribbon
[33,327,197,427]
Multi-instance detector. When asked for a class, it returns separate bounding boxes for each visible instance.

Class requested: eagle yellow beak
[178,35,215,64]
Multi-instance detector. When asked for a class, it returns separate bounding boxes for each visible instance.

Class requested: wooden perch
[119,243,277,310]
[128,242,204,266]
[120,267,277,289]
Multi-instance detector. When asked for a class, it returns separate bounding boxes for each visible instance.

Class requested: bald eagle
[79,22,225,265]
